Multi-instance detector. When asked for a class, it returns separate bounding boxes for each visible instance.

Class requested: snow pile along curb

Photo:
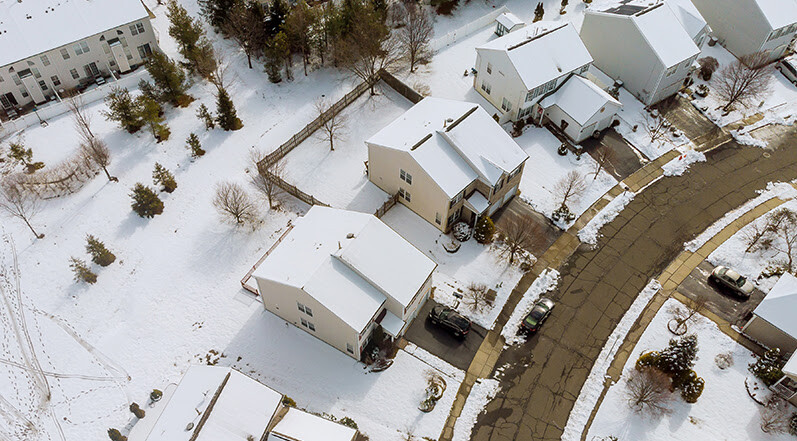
[730,129,767,148]
[578,191,635,246]
[452,379,501,441]
[561,279,662,441]
[662,149,706,176]
[501,269,560,345]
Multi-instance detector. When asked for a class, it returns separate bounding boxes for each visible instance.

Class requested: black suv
[428,305,471,338]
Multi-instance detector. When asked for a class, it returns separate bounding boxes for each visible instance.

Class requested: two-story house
[691,0,797,63]
[252,206,436,361]
[473,22,594,124]
[0,0,159,111]
[366,97,528,232]
[580,3,701,106]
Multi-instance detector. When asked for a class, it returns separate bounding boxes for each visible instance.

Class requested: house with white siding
[580,3,701,106]
[691,0,797,63]
[0,0,158,114]
[366,97,528,232]
[252,206,436,361]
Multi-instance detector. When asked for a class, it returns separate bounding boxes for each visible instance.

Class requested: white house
[741,273,797,405]
[0,0,158,112]
[691,0,797,63]
[580,3,701,105]
[366,97,528,232]
[538,75,623,143]
[495,12,525,36]
[128,365,358,441]
[664,0,711,47]
[474,22,593,123]
[252,206,437,360]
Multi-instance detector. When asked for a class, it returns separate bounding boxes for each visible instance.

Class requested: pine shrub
[197,104,216,130]
[108,428,127,441]
[152,163,178,193]
[86,235,116,267]
[129,403,146,419]
[104,87,144,133]
[70,257,97,284]
[677,370,705,403]
[473,216,495,244]
[215,87,243,131]
[154,125,171,143]
[282,396,296,407]
[130,183,164,218]
[186,133,205,158]
[339,416,358,430]
[658,334,698,376]
[635,351,661,371]
[749,348,785,386]
[150,389,163,402]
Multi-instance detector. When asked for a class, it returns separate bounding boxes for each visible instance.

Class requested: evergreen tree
[103,88,144,133]
[749,348,785,386]
[85,235,116,267]
[129,403,146,419]
[196,104,216,130]
[143,51,191,106]
[265,0,289,38]
[152,163,178,193]
[198,0,236,30]
[167,1,204,63]
[186,133,206,158]
[7,141,32,165]
[70,257,98,284]
[284,1,319,76]
[533,2,545,22]
[107,428,127,441]
[560,0,569,13]
[130,183,165,218]
[658,334,698,376]
[215,87,243,131]
[473,216,495,244]
[677,370,705,403]
[273,31,292,81]
[136,95,170,142]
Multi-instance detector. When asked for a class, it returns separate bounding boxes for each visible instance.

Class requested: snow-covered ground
[661,149,706,177]
[381,204,524,329]
[452,378,501,441]
[501,268,559,344]
[578,191,635,246]
[586,298,794,441]
[281,86,412,212]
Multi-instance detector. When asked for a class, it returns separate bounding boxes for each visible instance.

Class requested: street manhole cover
[763,152,771,158]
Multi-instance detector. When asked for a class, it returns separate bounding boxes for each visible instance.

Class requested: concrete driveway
[654,95,731,148]
[677,261,767,326]
[404,299,487,371]
[492,197,562,258]
[581,129,646,179]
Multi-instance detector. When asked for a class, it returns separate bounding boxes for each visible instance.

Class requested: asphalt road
[471,126,797,441]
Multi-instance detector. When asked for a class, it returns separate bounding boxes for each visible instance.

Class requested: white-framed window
[508,164,522,180]
[580,64,589,74]
[130,22,146,35]
[493,177,504,194]
[501,97,512,112]
[51,75,60,86]
[104,44,111,54]
[305,306,313,317]
[73,41,90,55]
[137,43,153,60]
[69,69,79,79]
[20,88,28,98]
[297,302,306,313]
[450,190,464,208]
[346,343,354,354]
[31,68,41,79]
[12,74,21,85]
[435,212,442,225]
[518,105,533,119]
[486,63,492,74]
[480,80,491,95]
[665,65,677,77]
[60,48,70,60]
[400,169,412,184]
[40,55,50,66]
[399,187,411,202]
[38,80,47,91]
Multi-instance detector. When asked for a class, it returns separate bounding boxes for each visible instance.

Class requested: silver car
[710,265,754,298]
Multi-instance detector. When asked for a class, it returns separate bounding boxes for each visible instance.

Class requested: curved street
[471,128,797,441]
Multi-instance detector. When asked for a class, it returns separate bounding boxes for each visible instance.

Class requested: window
[449,190,464,208]
[0,75,4,82]
[104,44,111,54]
[69,69,80,79]
[83,62,99,78]
[38,80,47,91]
[518,105,533,119]
[60,48,70,60]
[305,306,313,317]
[399,188,411,202]
[447,207,462,226]
[73,41,90,55]
[297,302,306,313]
[664,65,677,77]
[508,164,522,180]
[300,318,316,331]
[480,80,491,95]
[40,55,50,66]
[20,89,28,98]
[493,177,504,194]
[51,75,61,86]
[486,63,492,74]
[400,169,412,184]
[130,22,145,35]
[346,343,354,354]
[12,74,21,85]
[31,68,41,79]
[501,97,512,112]
[580,64,589,74]
[137,43,153,60]
[435,212,442,225]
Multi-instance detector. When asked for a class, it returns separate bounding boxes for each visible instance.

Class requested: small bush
[130,183,164,218]
[635,351,661,371]
[282,396,296,407]
[70,257,97,284]
[154,125,171,143]
[129,402,146,419]
[625,366,673,415]
[473,216,495,244]
[175,94,195,108]
[789,412,797,435]
[452,222,471,241]
[186,133,205,158]
[339,416,358,430]
[750,348,784,386]
[108,428,127,441]
[152,163,178,193]
[714,352,733,370]
[86,235,116,267]
[197,104,215,130]
[677,372,705,403]
[150,389,163,402]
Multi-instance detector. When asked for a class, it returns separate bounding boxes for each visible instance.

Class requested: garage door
[503,185,518,205]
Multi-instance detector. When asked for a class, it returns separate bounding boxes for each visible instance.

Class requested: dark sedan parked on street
[519,298,555,334]
[428,305,471,338]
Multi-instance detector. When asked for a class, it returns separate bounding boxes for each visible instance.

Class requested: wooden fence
[378,70,424,104]
[374,193,399,218]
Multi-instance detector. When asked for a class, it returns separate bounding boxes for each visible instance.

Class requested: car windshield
[451,315,470,329]
[736,276,747,287]
[530,307,546,320]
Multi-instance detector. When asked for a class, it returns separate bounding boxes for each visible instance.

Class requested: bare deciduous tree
[760,396,790,434]
[625,367,673,415]
[208,48,233,93]
[463,282,491,312]
[397,2,433,72]
[0,175,44,238]
[498,216,542,264]
[667,296,707,335]
[212,181,258,226]
[591,144,617,181]
[315,98,347,151]
[715,52,772,112]
[222,0,263,69]
[249,150,285,209]
[80,138,116,182]
[553,170,587,208]
[338,9,402,94]
[66,93,94,141]
[642,111,669,145]
[767,208,797,272]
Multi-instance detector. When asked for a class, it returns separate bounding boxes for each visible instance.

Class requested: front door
[83,62,100,78]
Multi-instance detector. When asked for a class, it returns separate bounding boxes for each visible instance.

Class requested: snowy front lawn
[381,204,524,329]
[281,86,413,212]
[586,298,794,441]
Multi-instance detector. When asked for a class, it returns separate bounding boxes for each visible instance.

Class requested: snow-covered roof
[269,408,356,441]
[540,75,622,125]
[665,0,709,40]
[379,310,405,337]
[144,366,283,441]
[253,207,435,332]
[0,0,150,67]
[754,0,797,30]
[465,191,490,214]
[477,22,593,90]
[367,98,528,198]
[753,272,797,338]
[496,12,524,30]
[784,352,797,377]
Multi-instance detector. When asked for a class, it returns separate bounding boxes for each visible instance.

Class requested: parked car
[428,305,471,338]
[709,265,754,298]
[519,298,555,333]
[776,56,797,85]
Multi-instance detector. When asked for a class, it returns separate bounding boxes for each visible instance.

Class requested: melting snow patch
[578,191,635,246]
[661,149,706,176]
[501,269,559,345]
[730,129,767,148]
[561,279,661,441]
[452,378,501,441]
